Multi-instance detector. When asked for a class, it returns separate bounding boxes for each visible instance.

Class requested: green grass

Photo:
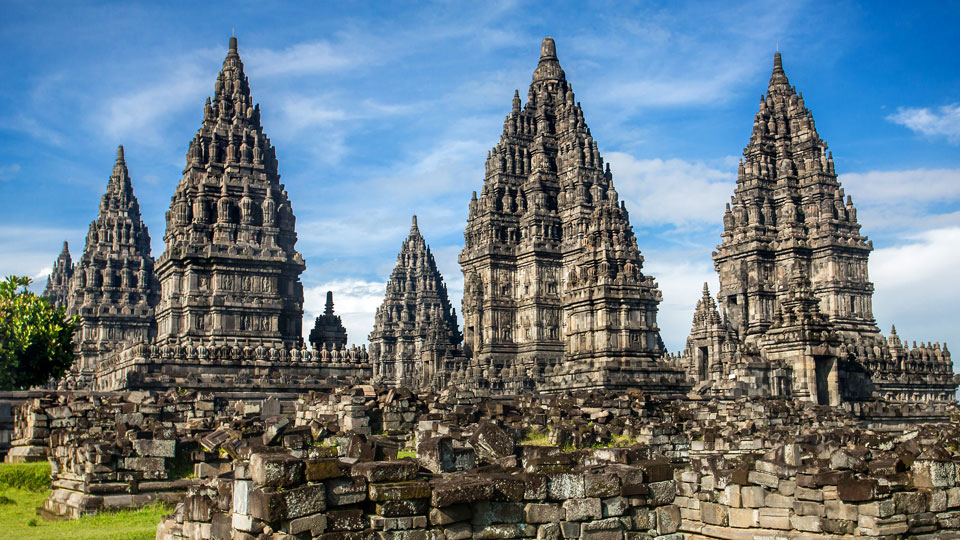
[519,428,554,447]
[609,432,637,447]
[397,450,416,459]
[0,462,52,491]
[0,463,172,540]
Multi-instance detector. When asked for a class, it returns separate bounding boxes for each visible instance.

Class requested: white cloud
[839,168,960,234]
[606,152,736,229]
[295,136,483,257]
[245,40,364,77]
[841,168,960,204]
[870,227,960,371]
[599,71,753,108]
[32,266,52,281]
[101,63,210,145]
[887,104,960,144]
[0,226,83,292]
[645,252,719,353]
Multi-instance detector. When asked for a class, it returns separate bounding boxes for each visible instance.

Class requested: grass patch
[0,463,170,539]
[0,462,51,491]
[609,433,637,447]
[0,487,170,540]
[519,429,554,447]
[397,450,416,459]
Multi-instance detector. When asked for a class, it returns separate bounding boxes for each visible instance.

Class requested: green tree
[0,276,78,390]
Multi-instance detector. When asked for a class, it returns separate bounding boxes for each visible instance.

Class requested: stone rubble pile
[37,390,234,517]
[5,384,958,538]
[5,393,52,463]
[157,424,684,540]
[677,423,960,539]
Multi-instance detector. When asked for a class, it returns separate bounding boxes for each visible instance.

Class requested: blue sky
[1,1,958,366]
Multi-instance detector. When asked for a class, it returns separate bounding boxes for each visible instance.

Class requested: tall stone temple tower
[680,53,957,404]
[715,52,878,343]
[155,37,306,349]
[309,291,348,351]
[370,216,463,389]
[61,146,160,382]
[43,241,74,308]
[460,38,684,393]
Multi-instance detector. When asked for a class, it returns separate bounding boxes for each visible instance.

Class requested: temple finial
[768,50,790,93]
[116,145,125,164]
[410,215,419,235]
[540,37,557,60]
[532,36,565,84]
[229,36,238,53]
[325,291,334,316]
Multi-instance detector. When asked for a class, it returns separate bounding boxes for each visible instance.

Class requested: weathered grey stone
[352,460,418,483]
[655,505,680,534]
[562,498,602,521]
[525,503,563,523]
[250,452,305,489]
[369,481,431,502]
[249,484,325,521]
[326,477,368,506]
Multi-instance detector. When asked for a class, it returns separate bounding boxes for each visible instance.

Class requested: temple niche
[677,53,958,404]
[369,216,464,390]
[459,37,687,394]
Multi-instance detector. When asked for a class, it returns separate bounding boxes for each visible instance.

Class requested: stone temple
[308,291,348,351]
[37,37,955,407]
[459,37,687,394]
[16,35,960,539]
[43,38,370,394]
[155,36,305,350]
[45,146,160,388]
[676,53,958,404]
[369,216,464,389]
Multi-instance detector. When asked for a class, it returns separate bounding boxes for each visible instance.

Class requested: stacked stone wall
[38,390,237,517]
[677,421,960,539]
[8,384,958,538]
[157,442,684,540]
[1,391,34,462]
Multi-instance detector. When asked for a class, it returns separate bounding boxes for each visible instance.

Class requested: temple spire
[110,145,131,191]
[768,51,791,94]
[540,36,557,60]
[370,216,462,389]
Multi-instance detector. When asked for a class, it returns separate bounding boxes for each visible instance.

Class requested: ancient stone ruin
[369,216,464,390]
[676,53,958,406]
[45,146,160,389]
[15,35,959,540]
[459,38,685,395]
